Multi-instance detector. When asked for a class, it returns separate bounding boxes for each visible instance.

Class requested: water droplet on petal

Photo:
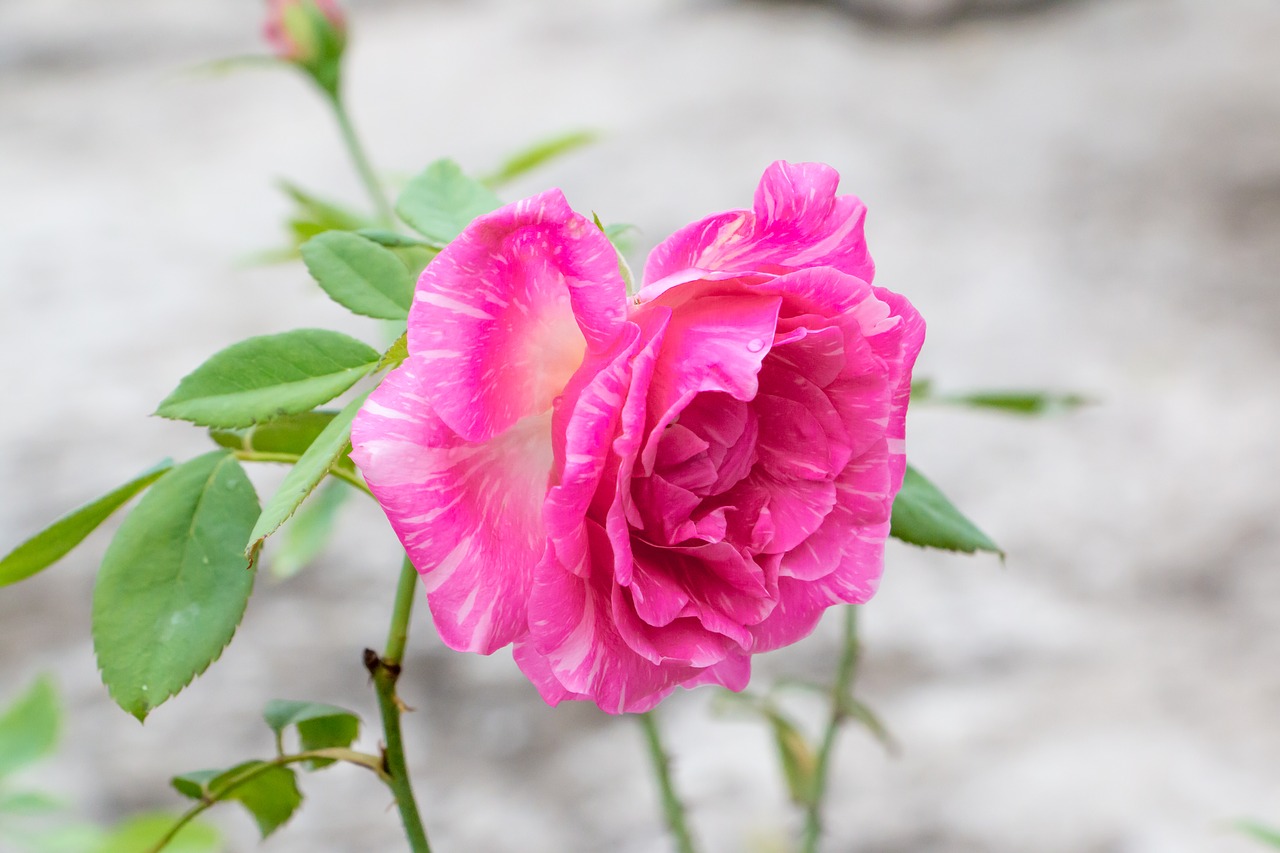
[746,338,765,353]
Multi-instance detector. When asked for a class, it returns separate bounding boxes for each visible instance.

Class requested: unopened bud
[264,0,347,71]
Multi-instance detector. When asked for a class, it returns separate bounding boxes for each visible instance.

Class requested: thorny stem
[327,89,394,226]
[365,555,432,852]
[800,606,862,853]
[639,710,701,853]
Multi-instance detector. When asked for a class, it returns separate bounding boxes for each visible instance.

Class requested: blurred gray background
[2,0,1278,850]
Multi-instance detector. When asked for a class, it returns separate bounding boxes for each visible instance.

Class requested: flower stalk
[639,710,701,853]
[800,605,862,853]
[365,555,432,852]
[326,90,394,227]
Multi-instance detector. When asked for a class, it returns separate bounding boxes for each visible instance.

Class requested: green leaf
[765,709,817,806]
[269,481,346,579]
[172,762,301,839]
[1239,821,1280,848]
[280,182,367,233]
[0,790,63,816]
[890,464,1002,556]
[301,231,415,320]
[93,452,260,721]
[263,700,360,768]
[936,389,1091,416]
[376,333,408,372]
[171,768,222,801]
[592,213,635,294]
[0,461,173,589]
[354,229,433,248]
[245,392,368,561]
[156,329,379,428]
[5,825,107,853]
[211,762,302,838]
[396,158,502,245]
[96,813,221,853]
[484,129,598,187]
[0,676,59,778]
[209,410,354,476]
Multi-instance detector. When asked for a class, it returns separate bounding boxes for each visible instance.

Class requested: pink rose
[264,0,346,63]
[351,161,924,714]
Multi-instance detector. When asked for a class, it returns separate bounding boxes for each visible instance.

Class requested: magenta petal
[527,527,693,714]
[635,291,781,474]
[350,358,550,653]
[410,189,626,443]
[642,161,874,288]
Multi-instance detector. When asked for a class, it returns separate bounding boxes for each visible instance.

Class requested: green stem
[327,89,394,226]
[231,450,373,497]
[639,710,700,853]
[800,606,861,853]
[366,555,431,852]
[146,748,386,853]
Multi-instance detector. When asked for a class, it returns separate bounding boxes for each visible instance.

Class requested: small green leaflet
[890,464,1002,556]
[263,699,360,768]
[0,675,59,778]
[246,392,369,562]
[155,329,380,428]
[396,158,502,246]
[0,460,172,588]
[269,481,347,579]
[173,762,302,839]
[483,129,598,187]
[93,452,261,721]
[301,231,415,320]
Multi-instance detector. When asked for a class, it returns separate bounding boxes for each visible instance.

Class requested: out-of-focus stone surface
[1,0,1278,851]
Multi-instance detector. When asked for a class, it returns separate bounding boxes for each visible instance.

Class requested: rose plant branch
[801,606,862,853]
[639,711,701,853]
[327,89,394,227]
[145,747,387,853]
[364,555,433,853]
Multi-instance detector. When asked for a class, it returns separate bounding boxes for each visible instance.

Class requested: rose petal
[350,358,551,653]
[641,161,874,290]
[527,523,695,714]
[411,189,626,443]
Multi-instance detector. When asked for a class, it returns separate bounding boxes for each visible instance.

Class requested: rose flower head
[351,161,925,714]
[264,0,346,73]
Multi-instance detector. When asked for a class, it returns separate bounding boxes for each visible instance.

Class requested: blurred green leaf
[0,676,58,778]
[765,709,817,806]
[96,813,221,853]
[396,159,502,245]
[0,461,172,588]
[263,700,360,768]
[484,129,598,187]
[301,231,414,320]
[1239,820,1280,848]
[354,229,432,248]
[246,392,368,562]
[269,481,346,579]
[93,452,260,721]
[890,464,1002,556]
[912,378,1090,416]
[156,329,379,428]
[0,791,63,816]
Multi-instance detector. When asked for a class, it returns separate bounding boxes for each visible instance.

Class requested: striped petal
[350,358,552,653]
[410,189,627,443]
